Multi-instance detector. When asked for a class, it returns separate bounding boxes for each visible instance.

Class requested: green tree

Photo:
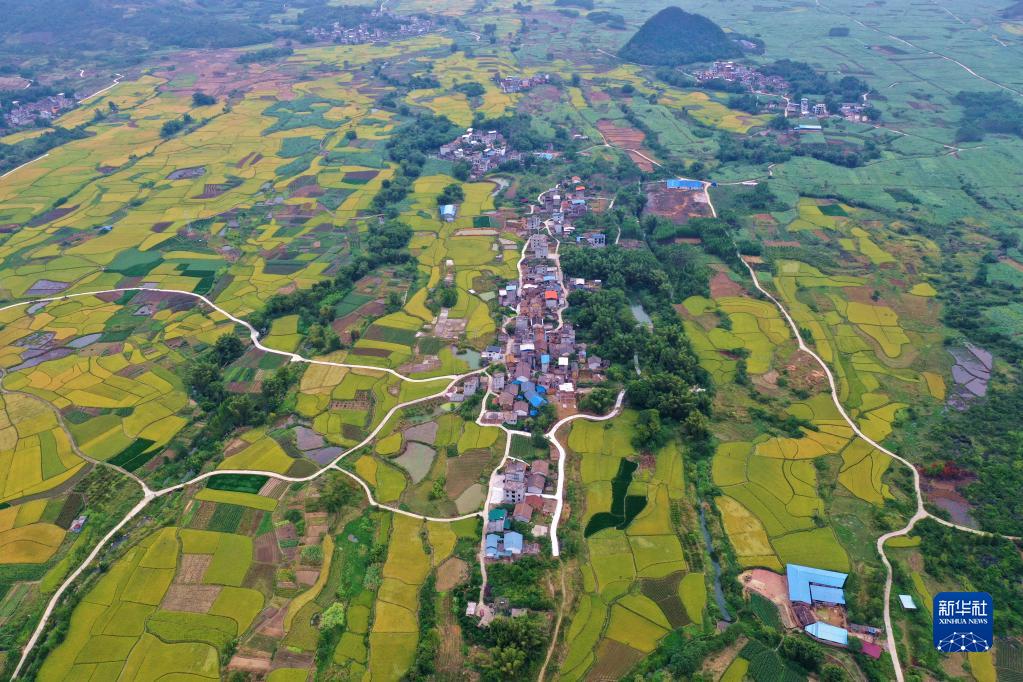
[821,664,847,681]
[212,333,244,366]
[436,183,465,205]
[632,409,666,450]
[322,472,359,513]
[579,387,616,414]
[320,602,346,630]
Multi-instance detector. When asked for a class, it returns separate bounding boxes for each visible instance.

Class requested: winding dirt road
[700,181,1017,682]
[5,223,619,675]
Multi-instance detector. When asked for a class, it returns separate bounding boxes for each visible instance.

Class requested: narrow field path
[0,369,152,494]
[538,562,569,682]
[0,287,471,384]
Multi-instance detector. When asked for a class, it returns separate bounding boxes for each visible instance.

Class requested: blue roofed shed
[504,531,523,554]
[666,179,703,190]
[805,622,849,645]
[485,534,501,559]
[786,564,847,604]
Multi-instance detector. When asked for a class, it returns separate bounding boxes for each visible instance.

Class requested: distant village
[693,60,871,122]
[3,93,78,128]
[492,72,550,94]
[693,60,788,94]
[438,127,521,181]
[305,12,436,44]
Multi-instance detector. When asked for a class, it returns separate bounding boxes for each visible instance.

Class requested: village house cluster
[467,456,559,625]
[787,96,828,118]
[693,60,788,93]
[305,13,435,44]
[493,72,550,94]
[485,458,555,556]
[438,127,520,180]
[693,61,871,123]
[478,178,606,426]
[537,176,591,238]
[4,93,77,128]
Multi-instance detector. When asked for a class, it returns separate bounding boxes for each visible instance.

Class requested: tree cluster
[371,113,461,213]
[953,90,1023,142]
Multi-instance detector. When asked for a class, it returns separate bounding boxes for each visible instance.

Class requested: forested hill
[0,0,290,52]
[618,6,741,66]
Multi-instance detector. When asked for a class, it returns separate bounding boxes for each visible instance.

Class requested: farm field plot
[0,393,85,503]
[35,525,263,681]
[562,411,705,680]
[0,292,249,471]
[6,2,1023,680]
[0,500,66,564]
[354,402,504,516]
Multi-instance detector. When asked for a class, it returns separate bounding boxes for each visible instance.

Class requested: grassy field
[33,519,269,681]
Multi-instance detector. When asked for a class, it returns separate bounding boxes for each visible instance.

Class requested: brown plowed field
[595,120,659,172]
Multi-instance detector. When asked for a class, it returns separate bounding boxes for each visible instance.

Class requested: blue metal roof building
[805,622,849,645]
[666,179,703,190]
[786,564,847,604]
[524,390,545,408]
[504,531,523,554]
[485,534,501,559]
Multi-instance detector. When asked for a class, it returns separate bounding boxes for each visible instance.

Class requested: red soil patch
[741,568,796,628]
[257,605,287,638]
[295,569,320,586]
[645,185,712,224]
[177,554,212,583]
[28,206,78,227]
[290,184,324,198]
[590,639,645,680]
[347,346,391,358]
[343,170,379,182]
[595,119,659,171]
[156,50,297,100]
[227,650,272,674]
[436,557,468,591]
[709,271,745,298]
[196,184,232,199]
